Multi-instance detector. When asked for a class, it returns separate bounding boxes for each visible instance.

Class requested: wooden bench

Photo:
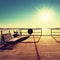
[2,33,12,42]
[0,33,30,49]
[1,33,26,43]
[1,33,20,44]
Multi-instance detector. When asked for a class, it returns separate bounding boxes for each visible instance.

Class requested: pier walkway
[0,36,60,60]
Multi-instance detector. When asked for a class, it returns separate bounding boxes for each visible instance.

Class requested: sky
[0,0,60,28]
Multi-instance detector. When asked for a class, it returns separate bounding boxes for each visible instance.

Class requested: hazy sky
[0,0,60,28]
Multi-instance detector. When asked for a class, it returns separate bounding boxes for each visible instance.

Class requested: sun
[40,11,51,21]
[37,8,54,21]
[34,7,56,28]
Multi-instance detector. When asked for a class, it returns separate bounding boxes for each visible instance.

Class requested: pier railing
[0,28,60,36]
[0,28,42,36]
[0,28,60,44]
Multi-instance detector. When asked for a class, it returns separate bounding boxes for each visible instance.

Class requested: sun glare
[40,11,51,21]
[36,8,54,22]
[42,28,47,32]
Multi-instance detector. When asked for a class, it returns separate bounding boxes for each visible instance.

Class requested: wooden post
[20,30,22,36]
[51,29,52,36]
[9,30,10,33]
[41,28,42,36]
[13,30,15,33]
[1,31,3,45]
